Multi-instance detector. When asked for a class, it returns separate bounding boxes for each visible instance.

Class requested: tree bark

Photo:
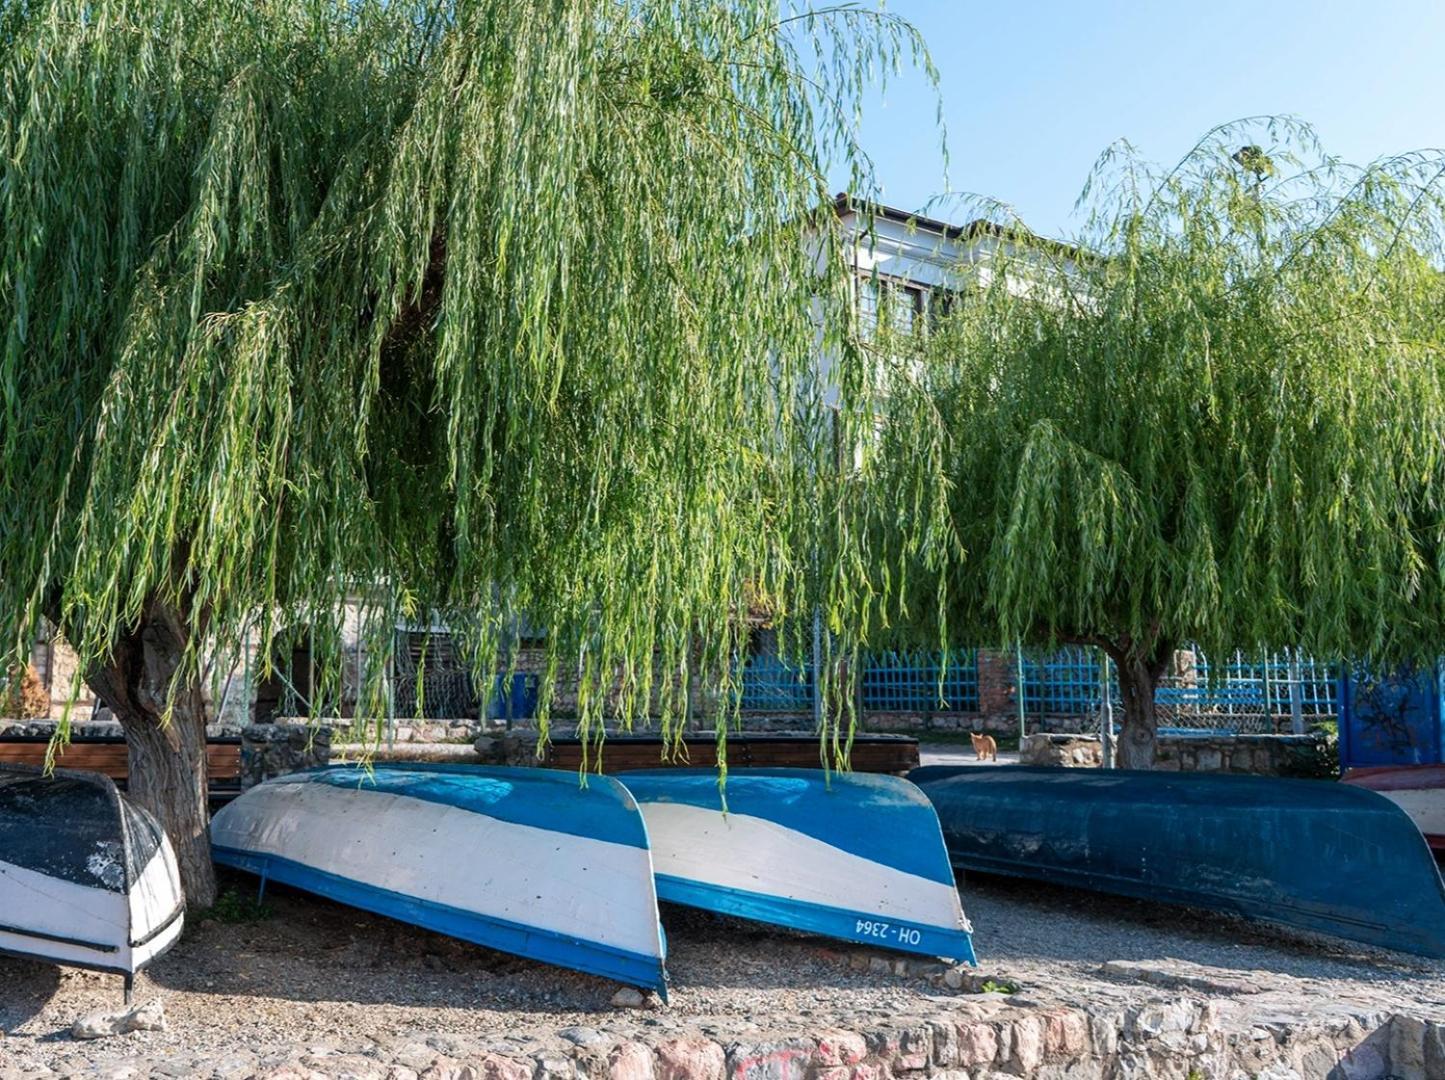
[1111,643,1172,770]
[84,596,217,908]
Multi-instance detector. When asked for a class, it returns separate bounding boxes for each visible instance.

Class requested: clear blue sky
[833,0,1445,238]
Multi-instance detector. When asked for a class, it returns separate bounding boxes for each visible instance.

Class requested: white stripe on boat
[619,769,975,963]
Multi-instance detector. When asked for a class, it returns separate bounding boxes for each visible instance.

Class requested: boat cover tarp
[0,764,184,978]
[910,765,1445,958]
[618,768,975,963]
[211,763,668,993]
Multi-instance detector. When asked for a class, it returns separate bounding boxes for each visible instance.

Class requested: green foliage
[207,886,272,925]
[1276,722,1341,780]
[872,120,1445,679]
[0,1,935,758]
[978,977,1020,995]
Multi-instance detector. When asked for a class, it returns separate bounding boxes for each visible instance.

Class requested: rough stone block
[725,1039,814,1080]
[1041,1011,1088,1057]
[928,1020,959,1067]
[811,1032,866,1068]
[241,723,331,788]
[532,1056,576,1080]
[953,1023,997,1067]
[71,999,166,1040]
[1125,1000,1196,1039]
[1388,1014,1428,1080]
[1426,1021,1445,1079]
[654,1038,726,1080]
[1085,1012,1119,1058]
[1006,1017,1044,1073]
[607,1043,656,1080]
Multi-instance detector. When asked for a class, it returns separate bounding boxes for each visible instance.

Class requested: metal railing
[860,649,980,713]
[1017,645,1339,733]
[738,653,815,712]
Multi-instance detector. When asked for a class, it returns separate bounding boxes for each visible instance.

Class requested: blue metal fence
[1017,645,1339,732]
[860,649,980,713]
[738,653,814,711]
[738,648,980,713]
[738,642,1340,729]
[1019,646,1114,715]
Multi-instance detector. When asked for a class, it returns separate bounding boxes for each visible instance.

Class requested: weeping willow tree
[869,120,1445,768]
[0,0,936,904]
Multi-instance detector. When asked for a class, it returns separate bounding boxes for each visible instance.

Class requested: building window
[858,276,928,340]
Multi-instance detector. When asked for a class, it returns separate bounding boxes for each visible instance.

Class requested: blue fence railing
[738,644,1341,730]
[738,653,814,712]
[860,649,980,713]
[1019,647,1116,715]
[738,648,980,713]
[1018,646,1339,732]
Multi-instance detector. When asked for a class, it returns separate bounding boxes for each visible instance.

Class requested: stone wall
[1020,733,1103,768]
[240,723,333,788]
[145,997,1436,1080]
[1022,731,1333,777]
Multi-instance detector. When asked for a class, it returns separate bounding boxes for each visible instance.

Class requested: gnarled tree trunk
[1108,639,1173,771]
[85,596,217,908]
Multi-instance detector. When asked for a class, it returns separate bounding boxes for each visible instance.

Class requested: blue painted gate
[1338,663,1445,769]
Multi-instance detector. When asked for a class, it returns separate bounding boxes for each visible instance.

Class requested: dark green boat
[909,765,1445,959]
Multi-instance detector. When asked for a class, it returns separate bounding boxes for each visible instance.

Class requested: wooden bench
[0,737,242,788]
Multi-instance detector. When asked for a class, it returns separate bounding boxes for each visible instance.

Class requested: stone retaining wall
[234,999,1432,1080]
[240,723,332,788]
[0,718,247,739]
[1021,731,1333,776]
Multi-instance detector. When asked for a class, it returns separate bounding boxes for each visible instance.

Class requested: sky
[831,0,1445,239]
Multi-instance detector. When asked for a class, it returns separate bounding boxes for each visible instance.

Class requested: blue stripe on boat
[272,763,648,849]
[653,873,977,965]
[213,845,668,995]
[617,768,955,885]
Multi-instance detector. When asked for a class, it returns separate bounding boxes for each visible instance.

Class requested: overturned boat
[1342,765,1445,854]
[210,763,668,994]
[618,768,975,963]
[0,765,184,997]
[911,765,1445,959]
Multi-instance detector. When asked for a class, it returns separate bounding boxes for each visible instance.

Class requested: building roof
[832,193,1083,261]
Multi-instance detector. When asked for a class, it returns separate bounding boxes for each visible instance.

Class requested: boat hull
[910,765,1445,959]
[618,768,975,963]
[0,765,184,980]
[211,764,667,993]
[1342,765,1445,852]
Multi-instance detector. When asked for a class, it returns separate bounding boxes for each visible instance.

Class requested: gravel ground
[2,863,1441,1076]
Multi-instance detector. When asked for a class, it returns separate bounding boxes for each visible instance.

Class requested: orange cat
[970,731,998,762]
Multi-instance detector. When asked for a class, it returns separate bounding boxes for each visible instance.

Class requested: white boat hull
[618,769,975,963]
[0,767,184,985]
[211,764,667,993]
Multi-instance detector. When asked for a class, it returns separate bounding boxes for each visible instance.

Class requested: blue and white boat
[617,768,975,963]
[210,764,668,994]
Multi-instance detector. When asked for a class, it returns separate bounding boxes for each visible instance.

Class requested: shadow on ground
[0,958,61,1032]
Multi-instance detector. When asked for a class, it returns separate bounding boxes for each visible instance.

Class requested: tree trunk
[85,597,217,908]
[1111,643,1172,770]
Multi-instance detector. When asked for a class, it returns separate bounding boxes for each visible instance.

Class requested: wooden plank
[543,735,918,774]
[0,740,241,784]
